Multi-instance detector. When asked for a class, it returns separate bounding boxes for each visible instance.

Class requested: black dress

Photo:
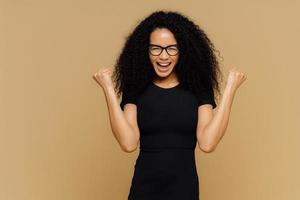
[120,82,216,200]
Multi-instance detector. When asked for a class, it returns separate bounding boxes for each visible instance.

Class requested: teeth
[157,62,171,66]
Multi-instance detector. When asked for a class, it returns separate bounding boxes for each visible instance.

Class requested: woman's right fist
[92,67,114,90]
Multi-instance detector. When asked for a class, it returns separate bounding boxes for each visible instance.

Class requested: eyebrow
[149,44,178,47]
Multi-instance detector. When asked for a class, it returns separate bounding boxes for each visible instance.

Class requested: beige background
[1,0,299,199]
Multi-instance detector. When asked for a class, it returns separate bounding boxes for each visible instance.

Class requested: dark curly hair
[112,10,223,105]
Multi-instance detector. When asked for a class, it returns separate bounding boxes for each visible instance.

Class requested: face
[148,28,179,80]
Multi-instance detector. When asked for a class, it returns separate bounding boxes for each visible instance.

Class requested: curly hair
[112,10,223,105]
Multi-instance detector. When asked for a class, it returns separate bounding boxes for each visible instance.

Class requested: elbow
[198,142,216,153]
[123,146,138,153]
[121,143,138,153]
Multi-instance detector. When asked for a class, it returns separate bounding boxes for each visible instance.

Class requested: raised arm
[93,67,139,153]
[197,67,247,153]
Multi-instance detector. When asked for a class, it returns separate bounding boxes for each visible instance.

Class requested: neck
[153,74,179,86]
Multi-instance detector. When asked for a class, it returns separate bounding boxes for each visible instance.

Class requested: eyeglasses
[149,44,179,56]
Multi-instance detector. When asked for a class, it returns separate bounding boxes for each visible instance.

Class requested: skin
[149,28,180,88]
[92,28,247,153]
[196,70,242,153]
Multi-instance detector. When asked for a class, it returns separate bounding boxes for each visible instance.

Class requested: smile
[157,62,171,67]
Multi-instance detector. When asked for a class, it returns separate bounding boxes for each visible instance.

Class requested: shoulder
[196,89,217,109]
[120,89,139,111]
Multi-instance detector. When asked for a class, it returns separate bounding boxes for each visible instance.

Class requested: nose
[159,49,169,59]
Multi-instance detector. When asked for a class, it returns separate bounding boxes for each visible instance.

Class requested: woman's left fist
[226,67,247,92]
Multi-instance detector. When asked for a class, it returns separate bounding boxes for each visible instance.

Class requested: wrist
[224,84,236,95]
[103,85,115,93]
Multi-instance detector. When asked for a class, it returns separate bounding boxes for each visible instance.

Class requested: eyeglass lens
[149,45,179,56]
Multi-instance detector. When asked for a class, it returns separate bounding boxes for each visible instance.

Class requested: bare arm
[93,67,139,153]
[197,68,247,153]
[103,86,139,153]
[197,85,235,153]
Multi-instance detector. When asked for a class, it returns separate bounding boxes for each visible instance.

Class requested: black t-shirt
[120,82,216,149]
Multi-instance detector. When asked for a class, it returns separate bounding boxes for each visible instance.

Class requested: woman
[93,10,246,200]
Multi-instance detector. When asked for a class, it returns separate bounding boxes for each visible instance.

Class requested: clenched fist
[92,67,114,90]
[226,67,247,92]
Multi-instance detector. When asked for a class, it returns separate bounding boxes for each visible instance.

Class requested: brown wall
[1,0,299,199]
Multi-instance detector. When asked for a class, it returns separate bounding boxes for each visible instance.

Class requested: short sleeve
[120,89,137,111]
[197,89,217,109]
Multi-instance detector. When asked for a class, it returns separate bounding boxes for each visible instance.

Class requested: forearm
[202,85,236,151]
[103,86,138,152]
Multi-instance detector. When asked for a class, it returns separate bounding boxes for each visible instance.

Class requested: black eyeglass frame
[148,44,179,56]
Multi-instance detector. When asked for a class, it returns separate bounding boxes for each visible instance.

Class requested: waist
[140,146,195,152]
[136,147,196,169]
[140,132,197,150]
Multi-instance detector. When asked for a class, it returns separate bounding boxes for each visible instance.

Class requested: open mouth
[156,62,171,67]
[156,62,171,72]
